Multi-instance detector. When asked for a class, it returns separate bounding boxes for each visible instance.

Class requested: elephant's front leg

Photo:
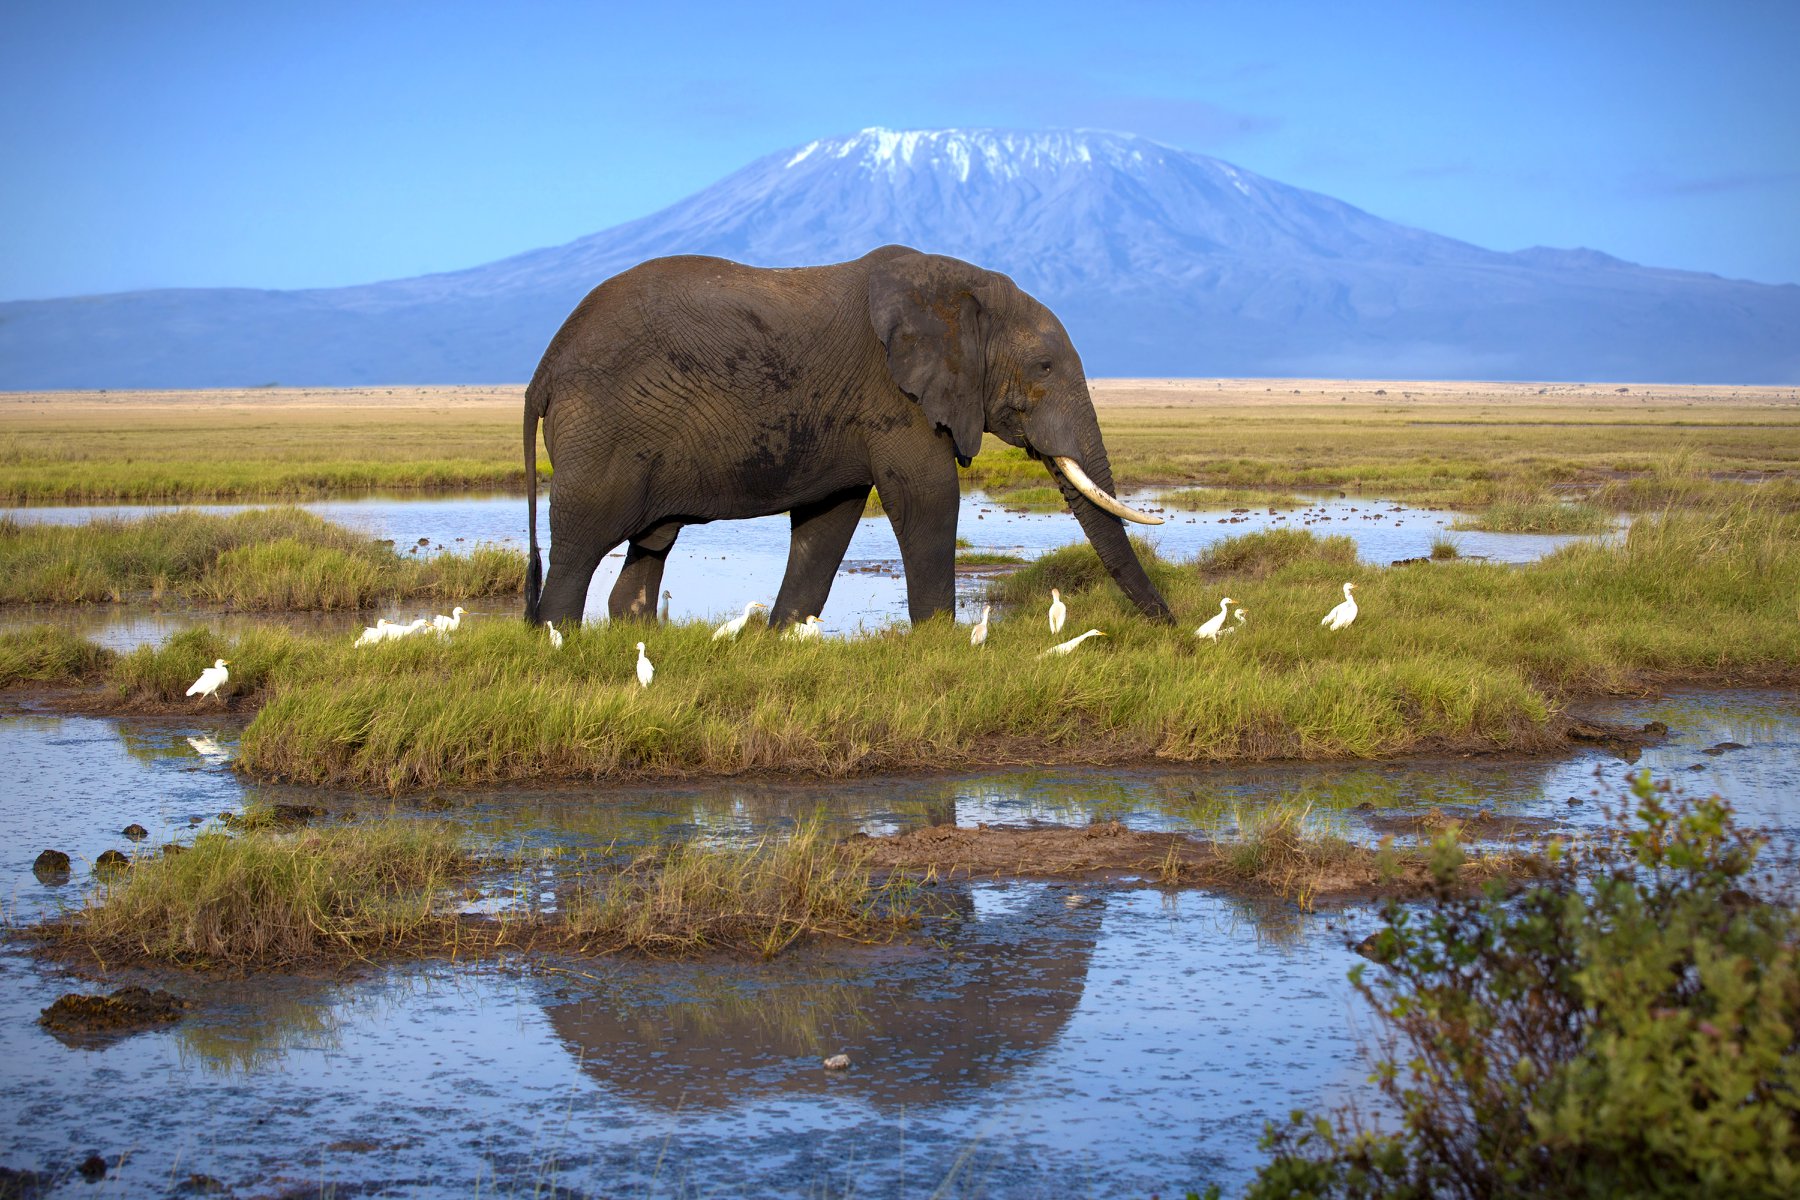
[771,486,871,629]
[876,452,960,625]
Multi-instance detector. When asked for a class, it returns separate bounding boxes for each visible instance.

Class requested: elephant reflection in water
[542,886,1102,1112]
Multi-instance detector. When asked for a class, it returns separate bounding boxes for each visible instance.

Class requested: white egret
[430,606,467,636]
[660,590,672,623]
[387,618,429,640]
[1321,582,1359,631]
[186,735,227,760]
[185,659,230,703]
[544,621,563,649]
[1047,588,1067,635]
[635,641,655,688]
[353,619,393,648]
[970,604,991,647]
[712,601,768,641]
[784,615,824,641]
[1223,606,1249,635]
[1193,596,1236,642]
[1038,629,1106,659]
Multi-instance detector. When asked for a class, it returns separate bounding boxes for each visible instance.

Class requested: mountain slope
[3,128,1796,386]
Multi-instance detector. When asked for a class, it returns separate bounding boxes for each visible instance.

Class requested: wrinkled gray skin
[524,245,1174,629]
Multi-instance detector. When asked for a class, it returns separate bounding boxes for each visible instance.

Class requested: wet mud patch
[853,820,1534,904]
[39,985,188,1044]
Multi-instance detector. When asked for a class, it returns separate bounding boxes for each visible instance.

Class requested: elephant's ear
[868,254,986,466]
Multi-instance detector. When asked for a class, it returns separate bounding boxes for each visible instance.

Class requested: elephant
[522,244,1174,630]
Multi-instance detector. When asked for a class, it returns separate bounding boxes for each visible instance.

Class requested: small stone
[822,1054,852,1071]
[78,1154,108,1181]
[1355,801,1374,811]
[1701,741,1748,756]
[93,849,129,874]
[175,1174,229,1196]
[1354,933,1392,964]
[122,823,148,841]
[1064,893,1093,908]
[161,843,186,857]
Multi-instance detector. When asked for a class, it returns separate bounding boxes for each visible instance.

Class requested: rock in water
[39,987,188,1038]
[33,848,71,883]
[823,1054,852,1071]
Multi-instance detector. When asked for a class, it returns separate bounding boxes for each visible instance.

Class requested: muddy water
[1,690,1793,1195]
[3,491,1595,645]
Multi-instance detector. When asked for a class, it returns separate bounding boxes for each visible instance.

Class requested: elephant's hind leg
[772,485,870,629]
[609,521,683,620]
[540,503,646,627]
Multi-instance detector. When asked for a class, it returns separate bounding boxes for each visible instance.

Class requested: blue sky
[2,0,1796,300]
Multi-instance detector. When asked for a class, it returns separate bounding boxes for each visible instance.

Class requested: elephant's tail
[524,376,545,625]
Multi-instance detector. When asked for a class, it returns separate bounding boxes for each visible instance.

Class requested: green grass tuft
[562,814,918,957]
[1193,527,1359,578]
[65,821,467,967]
[0,625,115,686]
[0,508,524,609]
[1451,492,1615,534]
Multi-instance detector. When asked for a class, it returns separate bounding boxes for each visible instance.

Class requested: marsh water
[2,489,1590,645]
[3,689,1795,1197]
[9,491,1790,1197]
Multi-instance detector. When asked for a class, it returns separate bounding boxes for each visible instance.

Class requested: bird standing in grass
[1039,629,1106,658]
[544,621,563,649]
[1223,606,1249,635]
[1193,596,1236,642]
[971,604,991,647]
[660,590,672,623]
[389,618,429,640]
[785,615,824,641]
[1048,588,1067,635]
[635,641,655,688]
[712,601,768,641]
[1321,582,1359,631]
[431,606,467,636]
[353,619,392,647]
[186,659,230,703]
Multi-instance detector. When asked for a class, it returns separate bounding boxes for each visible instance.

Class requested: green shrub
[1233,772,1800,1199]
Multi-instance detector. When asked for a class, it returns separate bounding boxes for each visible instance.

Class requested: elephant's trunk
[1046,436,1175,624]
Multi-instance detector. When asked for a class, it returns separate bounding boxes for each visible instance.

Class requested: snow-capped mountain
[3,127,1796,386]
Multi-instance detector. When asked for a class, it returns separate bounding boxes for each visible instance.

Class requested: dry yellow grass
[2,381,1796,503]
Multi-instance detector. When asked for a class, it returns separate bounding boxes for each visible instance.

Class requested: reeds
[67,821,467,967]
[561,815,918,957]
[50,815,920,968]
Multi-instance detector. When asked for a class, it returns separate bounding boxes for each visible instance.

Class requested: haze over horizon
[2,0,1797,303]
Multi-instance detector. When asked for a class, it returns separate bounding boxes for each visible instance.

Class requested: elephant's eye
[1037,359,1053,375]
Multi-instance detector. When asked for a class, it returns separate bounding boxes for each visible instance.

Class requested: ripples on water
[0,691,1792,1196]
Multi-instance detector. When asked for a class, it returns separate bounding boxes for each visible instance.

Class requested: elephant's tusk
[1052,456,1164,525]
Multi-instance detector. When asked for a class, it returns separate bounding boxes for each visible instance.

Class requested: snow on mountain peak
[780,127,1174,183]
